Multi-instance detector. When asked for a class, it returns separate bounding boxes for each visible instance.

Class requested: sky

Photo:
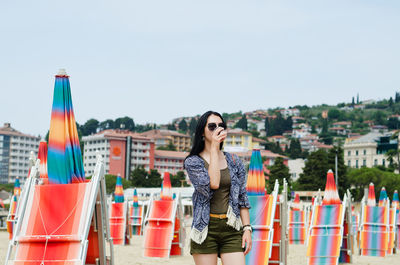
[1,0,400,136]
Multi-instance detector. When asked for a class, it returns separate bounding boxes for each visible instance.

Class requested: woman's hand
[211,127,227,149]
[242,230,252,255]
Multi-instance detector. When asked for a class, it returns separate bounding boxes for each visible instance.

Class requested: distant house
[329,127,348,136]
[278,108,300,118]
[332,121,352,129]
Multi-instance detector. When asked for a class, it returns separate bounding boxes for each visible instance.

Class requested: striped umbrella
[114,174,124,203]
[38,140,48,179]
[367,183,376,206]
[160,172,172,200]
[392,190,399,210]
[13,177,21,196]
[47,69,85,184]
[133,188,139,207]
[378,187,388,206]
[322,169,341,205]
[292,193,301,210]
[246,149,265,195]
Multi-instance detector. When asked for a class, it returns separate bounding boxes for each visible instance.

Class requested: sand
[1,230,399,264]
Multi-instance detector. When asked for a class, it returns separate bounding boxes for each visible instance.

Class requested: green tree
[235,115,248,130]
[104,174,131,194]
[99,119,115,131]
[287,139,302,159]
[82,118,99,136]
[328,109,340,120]
[178,119,188,133]
[130,167,162,187]
[267,157,291,193]
[167,123,176,131]
[297,149,329,191]
[170,171,189,187]
[115,116,135,131]
[189,118,197,136]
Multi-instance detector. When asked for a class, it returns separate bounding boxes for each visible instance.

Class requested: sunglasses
[207,122,227,131]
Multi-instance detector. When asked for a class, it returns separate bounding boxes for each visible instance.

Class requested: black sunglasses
[207,122,227,131]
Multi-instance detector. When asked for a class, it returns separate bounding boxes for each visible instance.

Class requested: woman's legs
[192,253,218,265]
[220,252,245,265]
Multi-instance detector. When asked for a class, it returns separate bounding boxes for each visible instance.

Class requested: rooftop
[138,129,190,139]
[0,123,39,139]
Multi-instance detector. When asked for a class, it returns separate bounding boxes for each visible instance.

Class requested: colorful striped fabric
[322,170,341,205]
[245,194,275,265]
[160,172,172,200]
[114,174,124,203]
[367,183,376,206]
[129,204,143,236]
[38,140,48,179]
[110,201,127,245]
[387,208,396,254]
[47,70,85,184]
[288,210,306,244]
[292,193,301,210]
[393,190,400,250]
[133,188,139,207]
[246,149,265,196]
[13,177,21,196]
[6,195,18,239]
[306,204,344,265]
[359,205,389,257]
[378,187,388,207]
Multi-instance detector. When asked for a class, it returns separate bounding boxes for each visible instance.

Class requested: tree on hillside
[115,116,135,131]
[265,117,270,136]
[287,139,302,159]
[297,149,329,191]
[235,115,248,130]
[328,109,340,120]
[347,167,400,201]
[99,119,115,131]
[82,119,99,135]
[189,118,197,136]
[178,119,188,133]
[395,92,400,103]
[167,123,176,131]
[267,157,290,193]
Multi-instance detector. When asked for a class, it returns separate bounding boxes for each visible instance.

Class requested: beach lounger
[245,180,279,265]
[109,201,128,245]
[5,155,114,265]
[143,192,184,258]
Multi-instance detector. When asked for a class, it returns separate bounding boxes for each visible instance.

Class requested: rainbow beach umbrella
[292,193,301,210]
[246,149,265,196]
[13,177,21,196]
[47,69,85,184]
[378,187,388,206]
[133,188,139,207]
[38,140,48,179]
[114,174,124,203]
[392,190,399,210]
[322,169,341,205]
[367,183,376,206]
[160,172,172,200]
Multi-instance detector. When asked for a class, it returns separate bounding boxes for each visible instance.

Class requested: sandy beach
[1,229,399,265]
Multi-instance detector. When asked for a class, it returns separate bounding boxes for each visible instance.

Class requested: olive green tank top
[202,158,231,214]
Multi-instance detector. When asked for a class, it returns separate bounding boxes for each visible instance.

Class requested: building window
[347,151,351,156]
[348,160,351,167]
[355,150,359,156]
[363,160,366,167]
[374,159,378,166]
[382,159,385,166]
[355,160,359,168]
[363,150,366,155]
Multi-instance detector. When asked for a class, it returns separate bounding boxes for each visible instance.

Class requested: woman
[184,111,252,265]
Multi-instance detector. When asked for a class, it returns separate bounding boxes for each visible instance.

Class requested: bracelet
[243,224,251,228]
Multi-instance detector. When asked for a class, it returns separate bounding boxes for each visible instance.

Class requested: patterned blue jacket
[184,152,251,244]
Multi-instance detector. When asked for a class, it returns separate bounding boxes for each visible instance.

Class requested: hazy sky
[1,0,399,136]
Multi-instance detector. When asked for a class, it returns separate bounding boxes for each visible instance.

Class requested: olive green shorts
[190,217,244,256]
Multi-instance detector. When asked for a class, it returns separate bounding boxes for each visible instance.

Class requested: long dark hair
[185,111,225,163]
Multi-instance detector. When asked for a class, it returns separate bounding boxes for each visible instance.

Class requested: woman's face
[203,114,224,142]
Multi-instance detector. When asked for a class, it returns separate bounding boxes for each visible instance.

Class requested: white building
[288,158,305,181]
[344,132,395,168]
[0,123,40,183]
